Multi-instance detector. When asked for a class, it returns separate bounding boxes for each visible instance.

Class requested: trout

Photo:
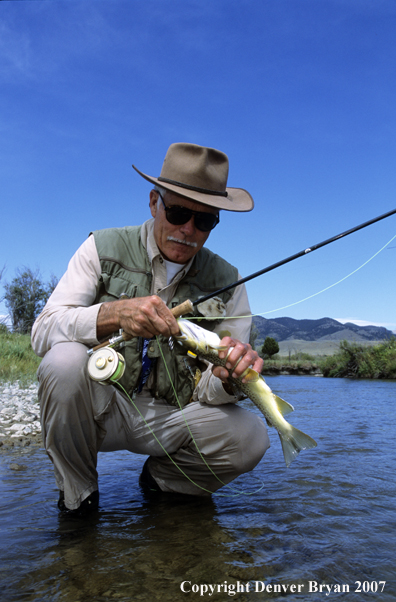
[175,319,317,467]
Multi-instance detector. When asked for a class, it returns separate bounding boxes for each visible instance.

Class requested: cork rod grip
[170,298,193,318]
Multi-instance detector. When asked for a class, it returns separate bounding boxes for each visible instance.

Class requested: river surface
[1,376,395,601]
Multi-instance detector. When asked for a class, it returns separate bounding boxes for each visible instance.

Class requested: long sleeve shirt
[32,219,253,405]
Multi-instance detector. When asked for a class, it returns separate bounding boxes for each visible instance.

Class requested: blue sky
[1,0,395,331]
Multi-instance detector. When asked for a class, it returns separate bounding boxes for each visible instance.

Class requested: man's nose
[179,216,196,236]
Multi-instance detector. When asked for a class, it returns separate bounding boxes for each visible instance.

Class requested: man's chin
[163,242,197,264]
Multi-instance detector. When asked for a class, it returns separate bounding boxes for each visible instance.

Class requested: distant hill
[252,316,394,343]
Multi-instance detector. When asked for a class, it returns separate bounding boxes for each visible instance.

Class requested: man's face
[149,190,219,264]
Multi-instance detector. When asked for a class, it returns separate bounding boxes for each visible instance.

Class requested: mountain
[252,316,394,343]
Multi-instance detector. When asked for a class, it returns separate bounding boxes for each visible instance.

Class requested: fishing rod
[88,206,395,354]
[194,206,396,306]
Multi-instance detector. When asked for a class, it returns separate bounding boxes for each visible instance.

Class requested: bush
[261,336,280,359]
[320,339,396,379]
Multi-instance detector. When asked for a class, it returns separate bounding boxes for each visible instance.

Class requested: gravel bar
[0,382,43,452]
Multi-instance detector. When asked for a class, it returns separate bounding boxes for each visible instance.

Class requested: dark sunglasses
[158,192,220,232]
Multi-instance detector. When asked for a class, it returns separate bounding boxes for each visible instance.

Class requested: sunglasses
[158,192,220,232]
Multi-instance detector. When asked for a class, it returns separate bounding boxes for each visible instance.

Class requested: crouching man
[32,142,270,515]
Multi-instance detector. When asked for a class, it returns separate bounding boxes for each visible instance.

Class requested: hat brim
[132,165,254,212]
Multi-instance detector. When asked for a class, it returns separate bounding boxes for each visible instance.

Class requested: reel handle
[88,298,193,354]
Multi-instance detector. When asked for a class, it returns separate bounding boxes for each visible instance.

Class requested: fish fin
[279,426,317,467]
[275,395,294,415]
[219,330,231,339]
[240,368,260,383]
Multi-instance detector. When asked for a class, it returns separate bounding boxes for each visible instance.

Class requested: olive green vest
[92,225,238,407]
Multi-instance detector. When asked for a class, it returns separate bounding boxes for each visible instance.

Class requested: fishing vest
[92,225,238,407]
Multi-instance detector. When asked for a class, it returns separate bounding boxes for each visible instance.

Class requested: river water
[1,376,395,601]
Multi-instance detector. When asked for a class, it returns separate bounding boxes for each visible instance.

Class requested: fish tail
[279,426,317,467]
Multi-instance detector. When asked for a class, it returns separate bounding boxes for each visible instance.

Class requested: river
[1,376,395,601]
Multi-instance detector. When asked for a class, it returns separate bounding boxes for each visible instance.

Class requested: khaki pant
[37,342,270,510]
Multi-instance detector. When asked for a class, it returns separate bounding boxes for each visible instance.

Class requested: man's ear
[149,190,159,218]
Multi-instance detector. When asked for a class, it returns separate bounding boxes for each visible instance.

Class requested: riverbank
[260,338,396,379]
[262,364,323,376]
[0,382,42,452]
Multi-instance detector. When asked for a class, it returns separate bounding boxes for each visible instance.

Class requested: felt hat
[132,142,254,212]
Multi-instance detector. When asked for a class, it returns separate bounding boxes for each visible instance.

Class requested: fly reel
[87,346,125,386]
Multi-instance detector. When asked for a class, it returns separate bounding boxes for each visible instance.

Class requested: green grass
[0,328,41,385]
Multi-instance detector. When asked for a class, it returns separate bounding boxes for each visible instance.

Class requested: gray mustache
[167,236,198,248]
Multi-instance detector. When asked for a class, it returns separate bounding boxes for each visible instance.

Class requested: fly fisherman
[32,143,270,515]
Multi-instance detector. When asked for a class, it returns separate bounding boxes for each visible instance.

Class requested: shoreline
[262,365,323,376]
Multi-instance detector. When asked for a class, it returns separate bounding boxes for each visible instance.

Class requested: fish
[175,318,317,467]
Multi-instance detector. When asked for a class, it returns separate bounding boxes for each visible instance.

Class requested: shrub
[261,336,280,359]
[320,338,396,379]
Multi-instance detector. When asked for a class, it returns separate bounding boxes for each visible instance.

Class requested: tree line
[0,266,58,334]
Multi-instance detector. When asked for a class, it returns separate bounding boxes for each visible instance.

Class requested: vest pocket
[99,274,139,301]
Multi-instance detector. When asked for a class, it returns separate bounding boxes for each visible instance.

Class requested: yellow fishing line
[154,337,265,497]
[117,381,215,495]
[118,379,264,497]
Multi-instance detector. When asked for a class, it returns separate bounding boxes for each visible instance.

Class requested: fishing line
[253,231,396,317]
[118,377,265,497]
[156,340,231,491]
[187,231,396,321]
[116,381,215,495]
[154,337,265,497]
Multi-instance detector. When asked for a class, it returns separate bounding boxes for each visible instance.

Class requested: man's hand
[212,336,263,384]
[97,295,180,340]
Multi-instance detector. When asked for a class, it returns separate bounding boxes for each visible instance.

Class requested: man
[32,142,270,515]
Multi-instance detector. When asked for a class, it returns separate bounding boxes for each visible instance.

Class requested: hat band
[158,176,228,197]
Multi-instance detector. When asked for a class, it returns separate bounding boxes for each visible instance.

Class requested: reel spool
[87,347,125,386]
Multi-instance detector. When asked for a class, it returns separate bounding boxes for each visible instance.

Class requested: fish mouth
[176,319,221,353]
[175,320,201,348]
